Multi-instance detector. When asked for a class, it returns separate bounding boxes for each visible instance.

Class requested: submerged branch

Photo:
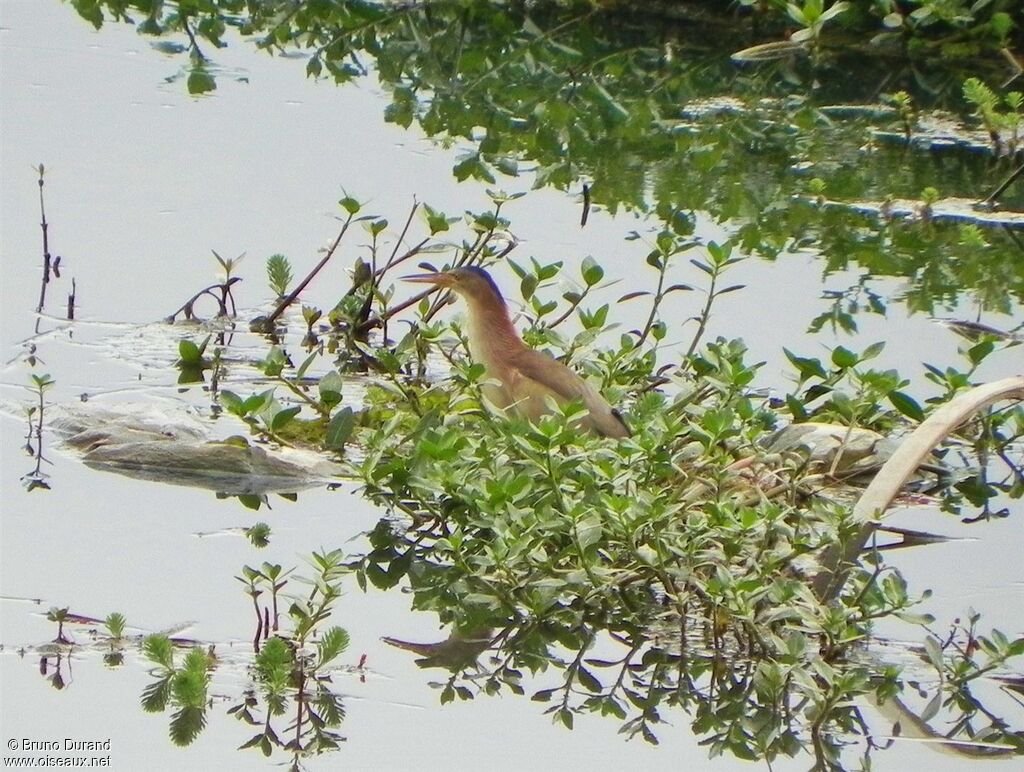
[813,376,1024,602]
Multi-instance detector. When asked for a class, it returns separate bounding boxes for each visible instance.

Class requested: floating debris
[801,195,1024,229]
[818,103,898,120]
[679,96,746,119]
[932,318,1024,343]
[873,111,1016,156]
[731,40,807,63]
[52,403,345,494]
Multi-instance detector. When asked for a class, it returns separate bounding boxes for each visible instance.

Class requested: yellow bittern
[403,266,630,438]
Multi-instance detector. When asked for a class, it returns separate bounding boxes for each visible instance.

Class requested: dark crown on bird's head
[454,266,504,302]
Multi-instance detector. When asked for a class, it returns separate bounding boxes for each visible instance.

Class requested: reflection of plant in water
[66,1,1024,324]
[245,521,272,548]
[134,550,352,765]
[141,635,214,747]
[895,611,1024,755]
[233,550,351,765]
[786,0,851,50]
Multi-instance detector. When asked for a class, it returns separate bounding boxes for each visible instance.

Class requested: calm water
[1,2,1021,770]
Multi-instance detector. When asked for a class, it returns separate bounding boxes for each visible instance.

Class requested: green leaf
[319,371,344,408]
[296,352,318,379]
[784,349,827,380]
[178,339,202,365]
[266,254,293,297]
[575,516,603,550]
[923,635,944,670]
[220,390,243,414]
[862,341,885,360]
[141,675,173,713]
[104,612,126,639]
[889,391,924,421]
[831,346,858,368]
[967,340,995,365]
[556,707,574,730]
[317,627,351,666]
[785,394,808,420]
[243,390,275,415]
[187,68,216,95]
[143,634,175,670]
[581,256,604,287]
[577,667,602,693]
[271,406,301,432]
[325,407,357,450]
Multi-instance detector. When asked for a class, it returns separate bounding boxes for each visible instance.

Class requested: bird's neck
[464,295,524,368]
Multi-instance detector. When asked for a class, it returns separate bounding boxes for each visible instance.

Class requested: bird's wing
[508,349,589,402]
[508,349,630,438]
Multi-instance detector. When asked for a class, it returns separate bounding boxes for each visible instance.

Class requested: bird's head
[403,266,504,306]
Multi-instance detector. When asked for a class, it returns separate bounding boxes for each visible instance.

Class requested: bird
[403,266,630,438]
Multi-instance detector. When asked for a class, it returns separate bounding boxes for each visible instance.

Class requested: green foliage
[211,249,243,282]
[316,627,350,667]
[246,522,272,548]
[30,373,55,392]
[177,335,210,366]
[104,612,126,639]
[143,634,175,671]
[350,311,929,760]
[265,253,293,298]
[963,77,1023,149]
[325,407,356,451]
[220,389,273,420]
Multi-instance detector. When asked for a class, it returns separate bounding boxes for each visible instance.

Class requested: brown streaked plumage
[404,266,630,439]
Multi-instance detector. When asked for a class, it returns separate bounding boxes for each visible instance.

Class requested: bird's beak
[402,271,454,288]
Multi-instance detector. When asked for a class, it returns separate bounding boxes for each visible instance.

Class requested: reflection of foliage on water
[132,551,352,766]
[68,0,1024,320]
[10,555,354,767]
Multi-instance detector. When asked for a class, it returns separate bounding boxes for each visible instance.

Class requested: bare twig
[66,278,76,320]
[166,278,242,322]
[254,214,355,331]
[813,377,1024,601]
[382,200,420,273]
[36,165,53,315]
[984,160,1024,206]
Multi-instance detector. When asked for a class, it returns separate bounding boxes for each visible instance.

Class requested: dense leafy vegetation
[159,192,1020,764]
[19,1,1023,767]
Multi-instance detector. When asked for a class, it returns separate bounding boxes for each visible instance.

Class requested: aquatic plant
[22,373,55,492]
[265,253,294,299]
